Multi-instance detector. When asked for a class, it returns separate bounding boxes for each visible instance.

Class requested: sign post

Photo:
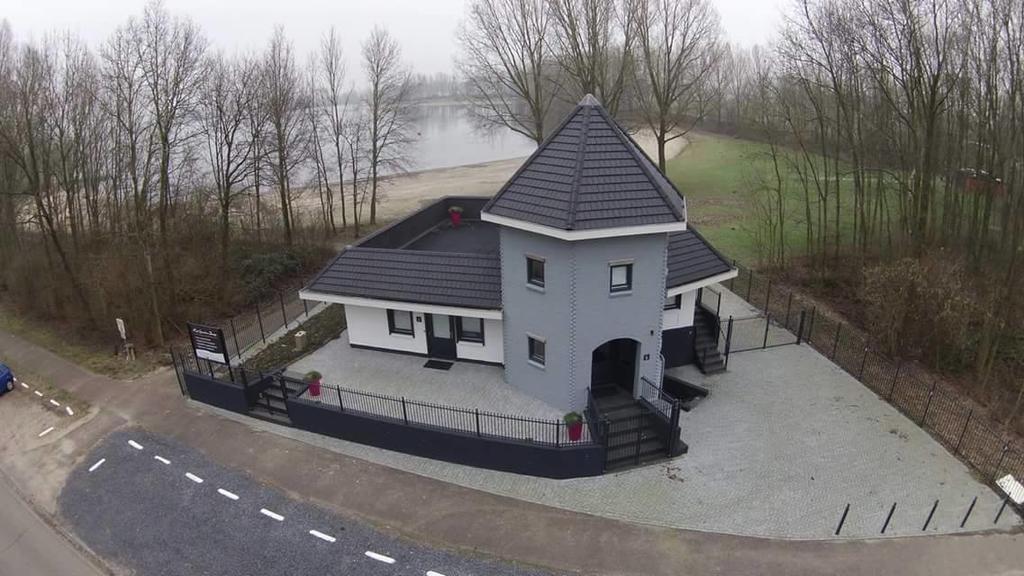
[187,323,229,365]
[116,318,135,362]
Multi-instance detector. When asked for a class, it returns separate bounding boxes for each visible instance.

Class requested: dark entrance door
[591,338,639,395]
[425,314,457,360]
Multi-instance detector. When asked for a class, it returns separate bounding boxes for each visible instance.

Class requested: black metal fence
[698,286,806,357]
[296,382,598,447]
[221,290,316,362]
[725,263,1024,515]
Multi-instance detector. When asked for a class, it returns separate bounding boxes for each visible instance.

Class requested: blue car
[0,363,14,395]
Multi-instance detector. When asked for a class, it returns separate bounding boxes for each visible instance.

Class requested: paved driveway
[60,429,555,576]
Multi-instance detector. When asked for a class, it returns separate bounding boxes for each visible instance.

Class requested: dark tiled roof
[483,95,685,231]
[665,229,734,289]
[306,248,502,309]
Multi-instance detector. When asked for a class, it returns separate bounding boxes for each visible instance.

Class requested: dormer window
[609,262,633,294]
[527,256,545,288]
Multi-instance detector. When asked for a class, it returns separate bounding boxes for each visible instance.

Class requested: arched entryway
[590,338,640,396]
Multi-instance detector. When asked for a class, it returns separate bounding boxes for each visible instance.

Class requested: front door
[425,314,457,360]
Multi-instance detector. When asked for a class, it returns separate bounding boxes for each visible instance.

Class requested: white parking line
[49,399,60,407]
[308,530,336,543]
[65,406,74,416]
[88,459,106,472]
[217,489,239,501]
[20,382,29,389]
[38,426,55,437]
[154,455,171,465]
[427,571,448,576]
[365,551,395,564]
[260,508,285,522]
[33,390,43,397]
[185,473,204,484]
[128,440,144,450]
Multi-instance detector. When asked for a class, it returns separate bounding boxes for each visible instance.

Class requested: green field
[667,131,873,267]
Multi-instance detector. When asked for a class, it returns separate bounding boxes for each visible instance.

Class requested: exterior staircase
[248,377,307,425]
[693,308,726,374]
[589,384,669,471]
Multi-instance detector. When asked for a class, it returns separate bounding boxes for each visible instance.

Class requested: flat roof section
[404,220,499,254]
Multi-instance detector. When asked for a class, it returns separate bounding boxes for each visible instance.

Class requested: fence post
[955,408,973,456]
[475,408,481,437]
[401,397,409,425]
[888,361,902,400]
[994,496,1010,524]
[807,307,817,344]
[831,323,842,359]
[556,420,561,447]
[796,310,807,344]
[170,348,187,397]
[256,305,266,344]
[992,444,1009,481]
[922,500,939,531]
[881,502,897,534]
[229,318,242,360]
[764,279,772,312]
[279,292,288,331]
[960,496,977,528]
[762,314,771,348]
[716,289,722,318]
[746,269,754,301]
[729,260,737,291]
[724,317,734,370]
[834,503,850,536]
[859,347,869,379]
[336,385,344,412]
[920,383,936,425]
[784,292,793,328]
[303,298,309,318]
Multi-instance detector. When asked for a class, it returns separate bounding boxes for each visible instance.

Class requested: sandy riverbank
[291,129,688,225]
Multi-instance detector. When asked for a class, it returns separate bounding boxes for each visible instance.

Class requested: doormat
[423,359,454,371]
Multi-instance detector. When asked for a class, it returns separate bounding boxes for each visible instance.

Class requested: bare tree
[631,0,721,170]
[319,27,348,231]
[263,26,307,245]
[548,0,635,116]
[361,26,415,225]
[457,0,560,144]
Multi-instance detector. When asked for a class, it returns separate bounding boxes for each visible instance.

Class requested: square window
[610,263,633,293]
[527,256,545,288]
[528,336,546,366]
[387,309,414,336]
[457,317,485,344]
[664,295,681,310]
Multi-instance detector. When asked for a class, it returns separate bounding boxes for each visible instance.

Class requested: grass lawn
[667,131,885,267]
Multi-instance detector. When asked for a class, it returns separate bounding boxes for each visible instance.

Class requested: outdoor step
[595,398,642,414]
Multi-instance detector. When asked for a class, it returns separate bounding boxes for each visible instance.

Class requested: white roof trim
[665,269,739,297]
[299,290,504,320]
[481,211,686,241]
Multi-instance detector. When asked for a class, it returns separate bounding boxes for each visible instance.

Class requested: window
[527,256,545,288]
[387,309,414,336]
[609,263,633,293]
[528,335,546,366]
[457,317,485,344]
[664,295,681,310]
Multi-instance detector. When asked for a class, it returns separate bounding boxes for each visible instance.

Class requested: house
[299,95,737,416]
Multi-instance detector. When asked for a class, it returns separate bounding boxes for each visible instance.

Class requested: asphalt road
[60,429,558,576]
[0,471,105,576]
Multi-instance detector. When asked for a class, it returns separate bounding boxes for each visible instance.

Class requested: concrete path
[0,469,105,576]
[2,328,1024,575]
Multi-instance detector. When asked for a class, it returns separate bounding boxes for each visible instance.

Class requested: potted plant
[448,205,463,227]
[564,411,583,441]
[304,370,322,399]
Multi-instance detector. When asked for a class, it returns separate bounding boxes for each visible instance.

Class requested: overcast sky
[2,0,786,75]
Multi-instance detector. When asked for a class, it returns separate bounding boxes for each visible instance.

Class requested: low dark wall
[661,326,696,368]
[184,372,249,414]
[360,196,488,249]
[287,399,606,479]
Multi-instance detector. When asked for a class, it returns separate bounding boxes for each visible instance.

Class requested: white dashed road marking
[154,456,171,465]
[20,382,29,389]
[66,406,74,416]
[427,571,448,576]
[38,427,55,437]
[88,459,106,472]
[33,390,43,397]
[260,508,284,522]
[185,473,204,484]
[365,551,396,564]
[308,530,336,543]
[128,440,144,450]
[49,399,60,407]
[217,489,239,501]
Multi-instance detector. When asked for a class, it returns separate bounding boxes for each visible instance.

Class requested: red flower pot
[309,378,321,398]
[567,420,583,441]
[449,211,462,227]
